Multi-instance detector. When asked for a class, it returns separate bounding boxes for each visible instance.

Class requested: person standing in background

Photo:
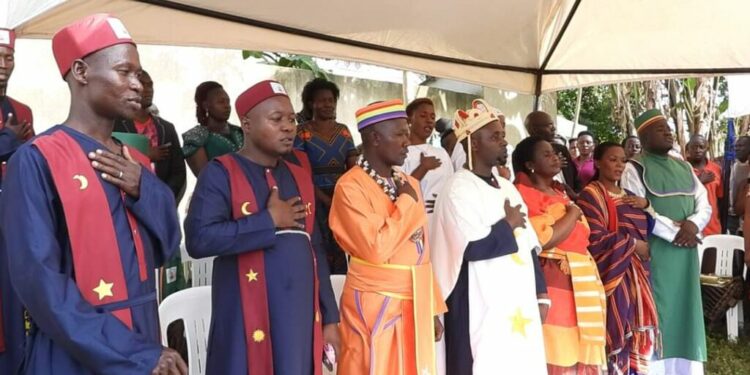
[294,78,357,274]
[524,111,580,194]
[114,70,186,204]
[686,134,723,236]
[729,136,750,235]
[401,97,454,221]
[623,135,642,161]
[568,137,578,159]
[182,81,243,177]
[574,131,596,189]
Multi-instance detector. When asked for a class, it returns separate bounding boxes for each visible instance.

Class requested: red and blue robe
[0,96,33,163]
[0,125,180,374]
[184,154,338,375]
[0,95,33,374]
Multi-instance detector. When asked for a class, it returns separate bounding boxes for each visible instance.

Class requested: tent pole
[402,70,409,102]
[533,73,543,111]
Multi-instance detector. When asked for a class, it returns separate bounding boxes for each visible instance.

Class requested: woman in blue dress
[294,78,357,274]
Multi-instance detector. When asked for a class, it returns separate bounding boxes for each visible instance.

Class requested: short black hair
[686,133,706,147]
[435,117,452,134]
[406,98,434,117]
[512,136,547,176]
[301,78,340,110]
[621,135,639,147]
[577,130,595,140]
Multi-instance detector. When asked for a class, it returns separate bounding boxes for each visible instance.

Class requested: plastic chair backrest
[159,286,212,375]
[192,257,215,287]
[699,234,745,277]
[330,275,346,307]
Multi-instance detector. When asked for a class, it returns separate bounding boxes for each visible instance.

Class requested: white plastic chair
[191,256,215,287]
[159,286,212,375]
[699,234,745,341]
[330,275,346,307]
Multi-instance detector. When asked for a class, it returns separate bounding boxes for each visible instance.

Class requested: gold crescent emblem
[73,175,88,190]
[240,201,253,216]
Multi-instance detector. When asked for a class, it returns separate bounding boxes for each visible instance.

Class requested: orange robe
[693,161,723,236]
[329,166,447,375]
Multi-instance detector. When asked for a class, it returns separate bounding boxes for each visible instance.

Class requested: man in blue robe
[0,14,186,374]
[184,80,339,375]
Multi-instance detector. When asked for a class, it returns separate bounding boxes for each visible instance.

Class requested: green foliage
[242,50,330,79]
[557,86,622,142]
[706,330,750,375]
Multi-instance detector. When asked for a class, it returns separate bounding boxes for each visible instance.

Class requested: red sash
[216,154,322,375]
[292,149,313,176]
[32,130,151,329]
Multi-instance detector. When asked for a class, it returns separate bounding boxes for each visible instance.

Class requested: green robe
[630,153,707,362]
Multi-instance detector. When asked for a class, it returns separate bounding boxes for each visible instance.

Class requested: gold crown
[453,99,501,142]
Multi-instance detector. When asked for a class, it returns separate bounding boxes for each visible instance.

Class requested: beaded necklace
[357,155,404,202]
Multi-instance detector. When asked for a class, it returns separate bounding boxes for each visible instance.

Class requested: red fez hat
[235,80,289,117]
[52,14,135,78]
[0,29,16,51]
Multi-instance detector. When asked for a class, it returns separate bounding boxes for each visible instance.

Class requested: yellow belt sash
[348,256,436,375]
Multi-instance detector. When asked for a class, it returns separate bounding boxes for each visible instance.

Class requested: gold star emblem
[305,202,313,216]
[93,279,114,301]
[246,269,259,282]
[511,253,526,266]
[252,329,266,342]
[510,308,532,337]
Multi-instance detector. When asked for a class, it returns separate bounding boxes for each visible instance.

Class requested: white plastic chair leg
[739,300,745,330]
[727,304,739,342]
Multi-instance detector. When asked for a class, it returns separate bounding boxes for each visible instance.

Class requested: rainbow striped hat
[355,99,407,131]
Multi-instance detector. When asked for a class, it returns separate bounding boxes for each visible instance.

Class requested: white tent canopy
[7,0,750,95]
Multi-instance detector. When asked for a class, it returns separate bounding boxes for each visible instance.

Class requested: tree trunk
[668,79,686,152]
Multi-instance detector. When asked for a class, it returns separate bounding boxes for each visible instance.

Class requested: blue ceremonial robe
[0,240,25,375]
[0,96,31,164]
[0,125,180,374]
[0,96,33,374]
[184,155,339,375]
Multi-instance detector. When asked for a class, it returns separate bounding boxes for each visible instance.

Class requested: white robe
[401,143,455,221]
[430,169,548,375]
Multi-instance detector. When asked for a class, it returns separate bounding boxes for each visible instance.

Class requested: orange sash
[347,256,436,375]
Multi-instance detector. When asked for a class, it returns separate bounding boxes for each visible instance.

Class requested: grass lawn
[706,327,750,375]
